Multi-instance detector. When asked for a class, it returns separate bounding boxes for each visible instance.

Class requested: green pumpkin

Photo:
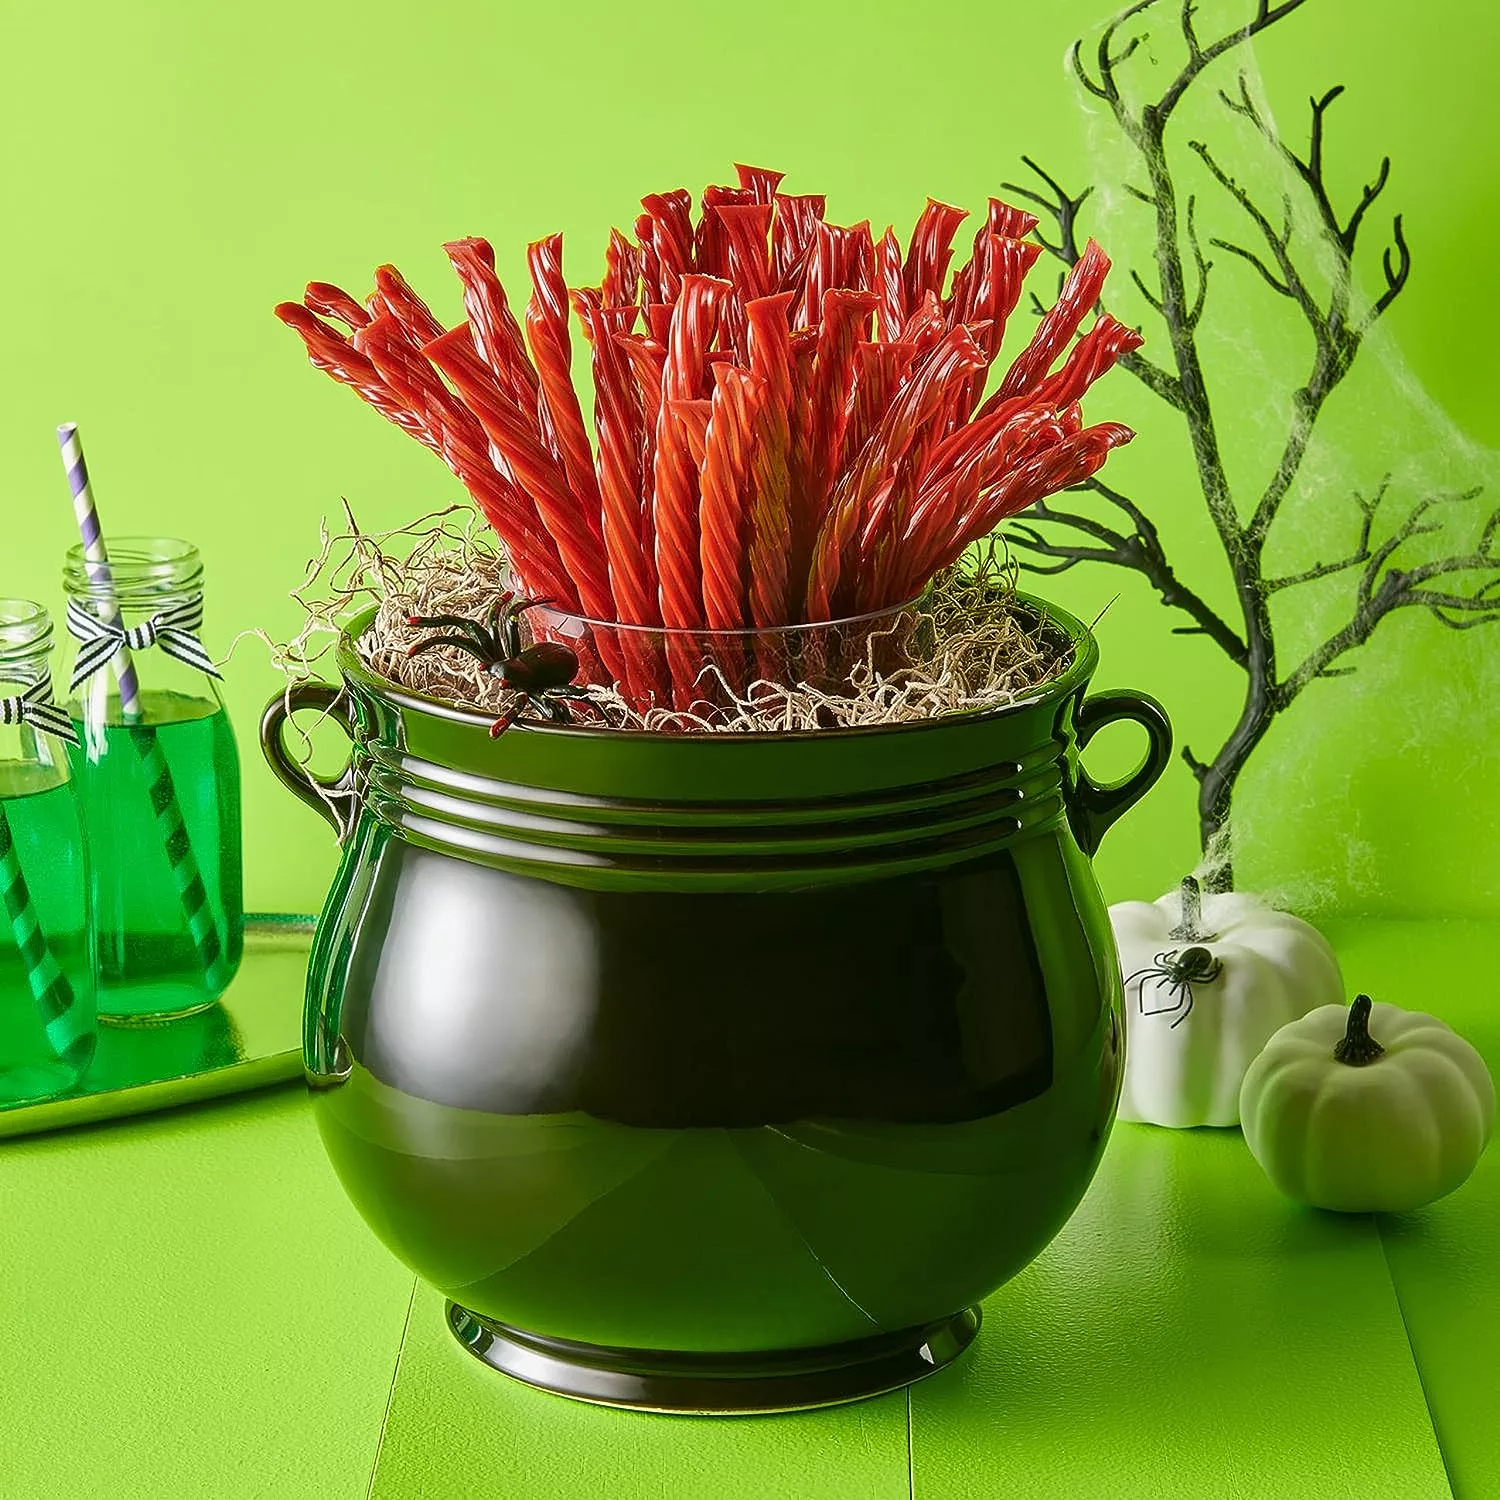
[1240,995,1495,1213]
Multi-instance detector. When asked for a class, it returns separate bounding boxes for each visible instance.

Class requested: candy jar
[0,599,96,1103]
[64,537,243,1020]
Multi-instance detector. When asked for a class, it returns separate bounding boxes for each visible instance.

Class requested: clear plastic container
[528,598,931,725]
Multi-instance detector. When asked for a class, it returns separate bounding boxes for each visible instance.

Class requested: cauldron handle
[1070,691,1173,855]
[259,683,360,843]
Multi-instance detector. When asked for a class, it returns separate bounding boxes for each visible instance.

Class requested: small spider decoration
[1123,944,1223,1029]
[405,593,593,737]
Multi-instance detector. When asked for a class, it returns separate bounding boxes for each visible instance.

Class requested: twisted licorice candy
[1034,314,1144,409]
[717,202,776,360]
[948,421,1135,565]
[771,194,826,293]
[652,275,729,631]
[810,327,985,616]
[901,199,969,312]
[357,317,575,605]
[572,289,656,627]
[696,369,759,632]
[734,163,785,204]
[902,419,1134,597]
[303,281,370,331]
[988,239,1112,409]
[850,326,988,556]
[896,405,1065,597]
[444,238,541,414]
[799,289,877,562]
[744,295,796,629]
[372,264,445,347]
[525,234,605,528]
[421,323,609,617]
[640,190,695,305]
[275,302,437,452]
[874,227,906,343]
[601,231,642,328]
[798,220,874,330]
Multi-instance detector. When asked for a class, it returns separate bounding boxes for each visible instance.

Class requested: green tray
[0,913,313,1140]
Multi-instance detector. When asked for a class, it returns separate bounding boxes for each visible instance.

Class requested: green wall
[2,0,1495,917]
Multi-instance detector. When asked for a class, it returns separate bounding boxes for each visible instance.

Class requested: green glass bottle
[0,599,96,1105]
[63,537,243,1021]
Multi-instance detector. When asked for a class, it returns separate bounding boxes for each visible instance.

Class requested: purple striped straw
[57,423,143,719]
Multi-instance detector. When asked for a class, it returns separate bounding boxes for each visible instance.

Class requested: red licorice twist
[278,173,1140,666]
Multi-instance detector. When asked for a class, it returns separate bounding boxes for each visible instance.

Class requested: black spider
[1123,945,1223,1029]
[405,592,590,737]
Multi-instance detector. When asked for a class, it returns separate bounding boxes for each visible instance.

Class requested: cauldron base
[446,1301,981,1414]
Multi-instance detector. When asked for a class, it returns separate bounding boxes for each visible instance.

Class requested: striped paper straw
[58,423,143,717]
[128,722,231,991]
[56,422,232,997]
[0,801,91,1065]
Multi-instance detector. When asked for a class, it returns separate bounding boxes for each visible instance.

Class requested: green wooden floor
[1,920,1493,1499]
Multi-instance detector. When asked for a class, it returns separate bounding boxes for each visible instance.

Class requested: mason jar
[63,537,243,1021]
[0,599,96,1103]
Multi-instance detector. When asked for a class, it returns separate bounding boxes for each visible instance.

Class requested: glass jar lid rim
[63,536,204,598]
[0,598,53,654]
[63,534,200,568]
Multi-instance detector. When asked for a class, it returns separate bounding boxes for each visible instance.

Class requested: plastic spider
[405,592,590,737]
[1123,945,1223,1029]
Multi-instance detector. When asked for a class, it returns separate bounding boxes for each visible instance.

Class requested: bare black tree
[1005,0,1500,886]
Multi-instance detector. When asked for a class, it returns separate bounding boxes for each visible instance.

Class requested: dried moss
[261,504,1072,733]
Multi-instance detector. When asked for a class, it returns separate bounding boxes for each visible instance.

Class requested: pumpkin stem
[1333,994,1386,1067]
[1168,876,1217,943]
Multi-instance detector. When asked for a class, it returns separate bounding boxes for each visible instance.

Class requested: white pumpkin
[1110,877,1344,1128]
[1241,995,1495,1212]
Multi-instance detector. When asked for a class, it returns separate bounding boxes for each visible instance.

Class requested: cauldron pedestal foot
[445,1301,981,1414]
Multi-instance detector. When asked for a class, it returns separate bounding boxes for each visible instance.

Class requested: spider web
[1045,0,1500,916]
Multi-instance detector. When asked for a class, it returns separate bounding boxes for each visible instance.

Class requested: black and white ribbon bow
[0,677,80,746]
[67,595,222,692]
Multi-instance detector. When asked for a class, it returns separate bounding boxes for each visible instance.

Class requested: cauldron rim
[333,590,1095,747]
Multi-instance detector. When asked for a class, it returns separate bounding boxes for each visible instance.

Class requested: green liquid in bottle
[0,766,96,1103]
[69,691,244,1021]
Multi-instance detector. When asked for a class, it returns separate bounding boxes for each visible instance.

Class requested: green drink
[0,767,95,1102]
[68,690,244,1020]
[1,596,96,1107]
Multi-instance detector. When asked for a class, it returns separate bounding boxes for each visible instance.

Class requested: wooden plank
[912,1119,1451,1498]
[0,1088,414,1499]
[368,1285,911,1500]
[1325,918,1500,1500]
